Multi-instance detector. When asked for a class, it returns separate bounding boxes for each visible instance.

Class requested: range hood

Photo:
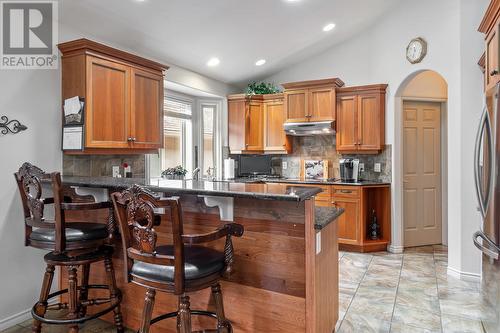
[284,121,335,136]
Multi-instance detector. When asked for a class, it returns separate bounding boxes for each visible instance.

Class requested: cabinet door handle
[340,190,352,194]
[490,69,499,76]
[127,137,133,142]
[132,137,137,142]
[331,201,337,205]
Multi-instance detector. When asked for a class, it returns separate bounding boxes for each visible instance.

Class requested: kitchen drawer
[332,186,360,198]
[294,184,332,202]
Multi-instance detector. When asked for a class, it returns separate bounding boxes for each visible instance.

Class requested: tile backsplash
[276,136,391,182]
[63,154,146,178]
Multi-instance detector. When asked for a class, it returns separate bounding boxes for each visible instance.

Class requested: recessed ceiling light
[284,0,301,2]
[323,23,336,32]
[207,57,220,67]
[136,0,146,2]
[255,59,266,66]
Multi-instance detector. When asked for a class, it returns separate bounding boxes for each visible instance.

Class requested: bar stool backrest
[111,185,187,294]
[14,162,68,251]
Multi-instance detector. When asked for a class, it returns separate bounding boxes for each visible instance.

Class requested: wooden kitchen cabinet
[333,197,361,245]
[58,39,168,154]
[130,68,163,149]
[228,94,291,154]
[479,0,500,91]
[271,182,391,252]
[85,56,130,148]
[282,78,344,123]
[246,101,264,151]
[336,84,387,154]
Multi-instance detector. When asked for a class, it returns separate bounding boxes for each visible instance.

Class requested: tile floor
[1,245,491,333]
[337,245,490,333]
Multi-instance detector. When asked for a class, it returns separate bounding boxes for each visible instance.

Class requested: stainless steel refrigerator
[474,84,500,332]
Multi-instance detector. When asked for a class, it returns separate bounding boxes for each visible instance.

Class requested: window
[147,92,222,181]
[160,97,193,174]
[202,105,216,176]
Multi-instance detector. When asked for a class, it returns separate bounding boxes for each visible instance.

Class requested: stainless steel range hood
[284,121,335,136]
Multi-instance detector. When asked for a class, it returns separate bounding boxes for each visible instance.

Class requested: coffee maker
[339,158,360,182]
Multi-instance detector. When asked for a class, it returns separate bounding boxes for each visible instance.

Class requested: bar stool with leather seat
[14,162,124,333]
[111,185,244,333]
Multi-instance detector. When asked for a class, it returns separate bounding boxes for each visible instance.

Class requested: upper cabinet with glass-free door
[479,0,500,92]
[336,84,387,154]
[58,38,168,154]
[282,78,344,123]
[227,94,292,154]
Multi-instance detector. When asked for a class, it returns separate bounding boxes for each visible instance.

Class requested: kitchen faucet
[192,167,201,180]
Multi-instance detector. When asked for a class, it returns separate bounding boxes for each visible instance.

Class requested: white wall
[265,0,488,277]
[0,22,236,327]
[0,69,61,328]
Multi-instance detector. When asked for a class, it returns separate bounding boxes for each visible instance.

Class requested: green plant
[245,82,281,95]
[161,165,188,178]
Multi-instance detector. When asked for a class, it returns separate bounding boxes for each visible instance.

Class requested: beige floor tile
[439,290,497,321]
[395,288,440,313]
[348,294,395,322]
[390,322,440,333]
[338,313,391,333]
[0,325,30,333]
[392,303,442,332]
[441,314,485,333]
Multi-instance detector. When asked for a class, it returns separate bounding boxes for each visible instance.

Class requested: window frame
[161,92,195,173]
[198,100,222,178]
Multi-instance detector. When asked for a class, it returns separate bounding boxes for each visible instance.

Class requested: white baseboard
[0,299,58,331]
[447,266,481,282]
[0,307,32,331]
[388,244,404,254]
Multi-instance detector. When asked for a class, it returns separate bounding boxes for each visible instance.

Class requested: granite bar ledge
[61,176,322,202]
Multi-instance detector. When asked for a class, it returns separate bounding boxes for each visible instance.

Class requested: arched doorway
[393,70,448,250]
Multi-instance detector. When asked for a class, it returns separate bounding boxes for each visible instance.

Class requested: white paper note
[64,96,82,116]
[63,126,83,150]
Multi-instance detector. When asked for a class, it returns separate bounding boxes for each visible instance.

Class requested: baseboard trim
[0,299,58,331]
[388,244,404,254]
[0,307,32,331]
[447,266,481,282]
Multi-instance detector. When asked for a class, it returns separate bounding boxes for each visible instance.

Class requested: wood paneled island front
[60,177,343,333]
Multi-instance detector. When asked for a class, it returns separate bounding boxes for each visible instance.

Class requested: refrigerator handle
[473,231,500,260]
[474,105,489,219]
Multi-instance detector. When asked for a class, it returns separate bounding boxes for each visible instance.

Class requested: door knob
[490,69,499,76]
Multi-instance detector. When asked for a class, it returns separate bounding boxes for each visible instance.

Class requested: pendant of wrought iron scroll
[0,115,27,135]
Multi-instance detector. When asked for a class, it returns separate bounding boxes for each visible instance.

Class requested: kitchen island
[60,177,343,333]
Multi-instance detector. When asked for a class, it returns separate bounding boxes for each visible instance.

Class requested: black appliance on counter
[237,155,273,177]
[339,158,360,182]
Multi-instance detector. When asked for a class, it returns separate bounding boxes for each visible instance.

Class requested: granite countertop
[234,177,391,187]
[315,206,344,230]
[61,176,323,202]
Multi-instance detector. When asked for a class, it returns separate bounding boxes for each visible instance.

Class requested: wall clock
[406,37,427,64]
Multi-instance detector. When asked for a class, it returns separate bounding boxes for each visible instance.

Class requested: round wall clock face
[406,37,427,64]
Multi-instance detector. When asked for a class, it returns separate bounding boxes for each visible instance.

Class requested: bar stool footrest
[148,310,232,332]
[32,284,122,325]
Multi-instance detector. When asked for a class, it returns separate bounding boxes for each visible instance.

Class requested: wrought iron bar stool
[14,163,124,333]
[111,185,244,333]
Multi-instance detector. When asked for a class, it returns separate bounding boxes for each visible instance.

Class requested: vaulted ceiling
[60,0,399,87]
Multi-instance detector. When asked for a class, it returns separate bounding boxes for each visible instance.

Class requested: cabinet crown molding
[227,93,284,101]
[58,38,169,72]
[479,0,500,34]
[336,84,388,95]
[281,78,345,90]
